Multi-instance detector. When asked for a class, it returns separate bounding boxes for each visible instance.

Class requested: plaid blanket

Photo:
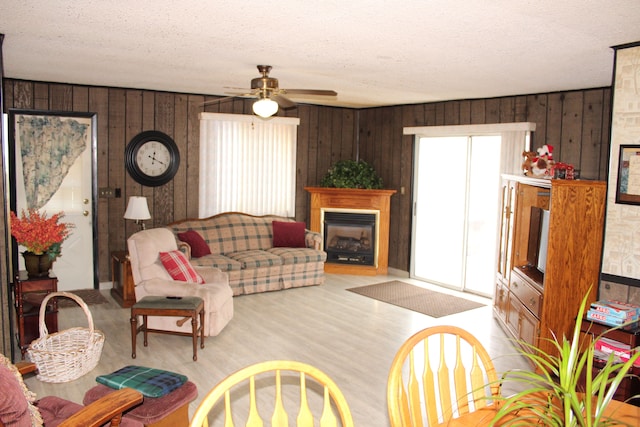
[96,365,187,397]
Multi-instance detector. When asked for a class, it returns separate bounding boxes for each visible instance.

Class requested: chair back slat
[271,370,289,426]
[246,377,262,426]
[319,387,339,427]
[297,372,314,427]
[387,326,500,427]
[437,334,453,424]
[191,361,353,427]
[470,347,487,409]
[453,336,470,416]
[408,352,425,426]
[421,341,435,427]
[223,391,236,427]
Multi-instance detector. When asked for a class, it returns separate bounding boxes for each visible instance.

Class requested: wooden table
[437,395,640,426]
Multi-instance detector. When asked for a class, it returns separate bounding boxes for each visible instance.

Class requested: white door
[12,112,96,291]
[410,135,501,296]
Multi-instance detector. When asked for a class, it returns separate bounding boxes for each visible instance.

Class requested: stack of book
[594,336,640,367]
[586,300,640,327]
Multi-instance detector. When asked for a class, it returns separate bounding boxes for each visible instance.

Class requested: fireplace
[305,187,396,275]
[323,211,377,266]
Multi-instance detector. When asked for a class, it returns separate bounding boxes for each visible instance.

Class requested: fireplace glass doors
[323,211,376,266]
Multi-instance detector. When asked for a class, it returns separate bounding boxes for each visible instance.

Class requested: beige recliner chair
[127,228,233,336]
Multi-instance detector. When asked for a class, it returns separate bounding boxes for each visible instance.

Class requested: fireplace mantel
[305,187,396,275]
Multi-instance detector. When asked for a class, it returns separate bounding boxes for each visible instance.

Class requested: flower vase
[22,252,53,278]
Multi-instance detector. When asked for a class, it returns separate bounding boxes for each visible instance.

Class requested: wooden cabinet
[13,271,58,359]
[493,175,606,358]
[111,251,136,308]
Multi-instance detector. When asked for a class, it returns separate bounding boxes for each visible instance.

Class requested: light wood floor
[19,273,530,425]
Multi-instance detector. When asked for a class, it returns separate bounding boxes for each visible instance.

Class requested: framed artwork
[615,144,640,205]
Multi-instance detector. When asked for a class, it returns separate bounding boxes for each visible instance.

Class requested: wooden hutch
[494,175,606,357]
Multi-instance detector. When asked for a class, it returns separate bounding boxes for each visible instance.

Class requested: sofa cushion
[159,251,204,284]
[177,230,211,258]
[190,254,243,272]
[268,247,328,265]
[226,250,283,269]
[272,221,306,248]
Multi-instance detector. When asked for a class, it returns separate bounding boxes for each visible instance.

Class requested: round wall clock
[125,130,180,186]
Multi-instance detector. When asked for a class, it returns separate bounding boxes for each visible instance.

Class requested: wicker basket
[27,291,105,383]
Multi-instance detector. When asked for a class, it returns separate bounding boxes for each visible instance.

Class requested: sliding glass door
[411,135,501,296]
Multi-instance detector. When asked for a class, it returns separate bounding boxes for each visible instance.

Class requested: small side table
[111,251,135,308]
[131,296,205,361]
[13,271,58,359]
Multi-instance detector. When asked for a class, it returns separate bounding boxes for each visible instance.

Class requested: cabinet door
[507,292,540,348]
[497,179,516,283]
[494,281,508,322]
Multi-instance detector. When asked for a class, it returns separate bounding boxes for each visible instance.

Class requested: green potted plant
[320,159,383,189]
[491,289,640,426]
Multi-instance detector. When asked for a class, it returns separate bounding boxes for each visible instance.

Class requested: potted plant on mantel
[320,159,384,189]
[10,208,73,278]
[490,289,640,427]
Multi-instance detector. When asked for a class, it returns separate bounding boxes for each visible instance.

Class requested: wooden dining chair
[190,360,354,427]
[387,325,501,427]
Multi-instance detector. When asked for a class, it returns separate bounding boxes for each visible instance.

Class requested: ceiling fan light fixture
[252,98,279,118]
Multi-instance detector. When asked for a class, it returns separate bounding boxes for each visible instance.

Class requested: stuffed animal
[522,151,537,176]
[530,144,555,178]
[537,144,554,162]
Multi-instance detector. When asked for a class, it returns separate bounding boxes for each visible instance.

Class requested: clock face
[125,131,180,186]
[136,140,171,177]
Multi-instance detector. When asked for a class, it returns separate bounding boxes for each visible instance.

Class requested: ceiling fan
[202,65,338,118]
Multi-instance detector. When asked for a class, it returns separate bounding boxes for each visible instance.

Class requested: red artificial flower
[10,209,73,257]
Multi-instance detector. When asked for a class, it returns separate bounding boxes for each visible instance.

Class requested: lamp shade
[124,196,151,220]
[252,98,279,118]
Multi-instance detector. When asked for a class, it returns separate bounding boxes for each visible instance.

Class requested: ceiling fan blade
[224,90,257,97]
[272,95,297,109]
[281,89,337,97]
[200,95,239,106]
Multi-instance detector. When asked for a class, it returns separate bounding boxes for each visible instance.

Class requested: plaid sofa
[167,213,326,296]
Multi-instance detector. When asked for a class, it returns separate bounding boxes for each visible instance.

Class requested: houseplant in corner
[320,159,383,189]
[490,289,640,426]
[10,208,73,277]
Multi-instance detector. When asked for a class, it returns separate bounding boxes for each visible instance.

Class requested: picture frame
[615,144,640,205]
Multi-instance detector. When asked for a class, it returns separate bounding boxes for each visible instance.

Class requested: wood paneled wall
[357,89,611,271]
[2,78,611,281]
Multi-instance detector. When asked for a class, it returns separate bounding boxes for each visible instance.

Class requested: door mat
[57,289,109,308]
[347,280,486,318]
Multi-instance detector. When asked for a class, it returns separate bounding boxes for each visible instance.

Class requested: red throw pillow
[177,230,211,258]
[159,251,204,284]
[272,221,306,248]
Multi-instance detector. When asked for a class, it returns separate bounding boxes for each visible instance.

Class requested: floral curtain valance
[17,115,88,209]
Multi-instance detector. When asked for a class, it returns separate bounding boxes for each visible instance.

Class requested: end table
[13,271,58,359]
[111,251,136,308]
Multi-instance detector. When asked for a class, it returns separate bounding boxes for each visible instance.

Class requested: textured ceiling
[1,0,639,108]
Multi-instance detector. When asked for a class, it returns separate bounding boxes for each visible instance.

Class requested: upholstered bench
[131,296,205,361]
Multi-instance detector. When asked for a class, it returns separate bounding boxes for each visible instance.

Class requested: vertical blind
[198,113,300,218]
